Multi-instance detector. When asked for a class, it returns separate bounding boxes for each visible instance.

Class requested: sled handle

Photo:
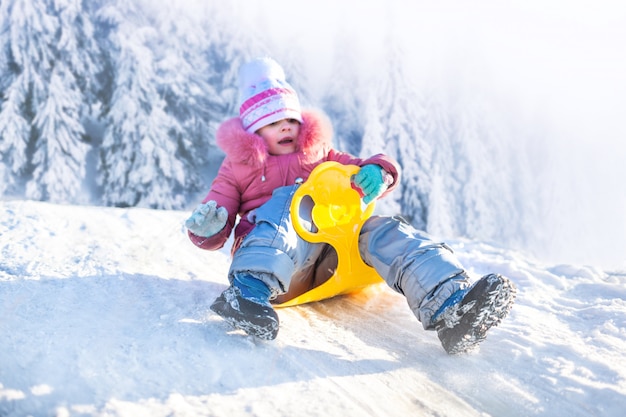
[291,162,375,246]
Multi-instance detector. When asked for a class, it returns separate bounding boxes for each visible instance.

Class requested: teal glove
[185,201,228,238]
[353,164,390,204]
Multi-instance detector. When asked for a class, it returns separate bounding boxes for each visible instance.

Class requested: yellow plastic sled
[275,161,383,308]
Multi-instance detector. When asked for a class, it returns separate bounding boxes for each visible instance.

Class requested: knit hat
[238,57,302,134]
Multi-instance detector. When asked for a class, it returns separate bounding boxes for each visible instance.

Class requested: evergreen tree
[27,63,89,202]
[147,4,223,198]
[0,0,55,197]
[360,42,430,222]
[95,1,185,209]
[0,0,100,202]
[0,74,30,197]
[443,97,528,245]
[27,0,99,203]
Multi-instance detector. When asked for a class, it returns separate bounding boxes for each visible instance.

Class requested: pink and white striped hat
[238,57,302,134]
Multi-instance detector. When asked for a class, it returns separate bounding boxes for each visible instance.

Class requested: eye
[287,119,300,124]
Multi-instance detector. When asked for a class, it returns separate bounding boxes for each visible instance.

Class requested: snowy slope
[0,200,624,417]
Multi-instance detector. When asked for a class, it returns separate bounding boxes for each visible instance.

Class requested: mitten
[352,164,392,204]
[185,200,228,238]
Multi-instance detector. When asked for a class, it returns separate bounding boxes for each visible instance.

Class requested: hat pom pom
[238,57,286,96]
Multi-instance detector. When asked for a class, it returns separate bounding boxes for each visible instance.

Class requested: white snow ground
[1,200,624,417]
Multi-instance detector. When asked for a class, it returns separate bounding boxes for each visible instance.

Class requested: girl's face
[256,118,301,155]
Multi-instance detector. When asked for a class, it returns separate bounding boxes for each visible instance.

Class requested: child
[186,57,516,354]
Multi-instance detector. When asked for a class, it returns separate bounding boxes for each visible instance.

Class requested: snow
[1,200,624,416]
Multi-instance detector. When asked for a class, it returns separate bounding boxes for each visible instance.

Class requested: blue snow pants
[229,185,470,329]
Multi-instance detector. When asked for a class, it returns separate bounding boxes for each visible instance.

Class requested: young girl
[186,57,516,354]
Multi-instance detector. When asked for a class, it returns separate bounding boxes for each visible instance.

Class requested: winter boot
[431,273,516,354]
[210,274,279,340]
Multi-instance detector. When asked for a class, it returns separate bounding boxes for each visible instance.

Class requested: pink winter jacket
[188,109,400,255]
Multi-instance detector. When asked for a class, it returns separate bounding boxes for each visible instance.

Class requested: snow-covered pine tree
[0,80,30,197]
[360,41,430,222]
[96,1,185,209]
[25,0,99,203]
[440,95,529,245]
[145,4,226,201]
[0,0,56,198]
[27,63,90,202]
[0,0,101,202]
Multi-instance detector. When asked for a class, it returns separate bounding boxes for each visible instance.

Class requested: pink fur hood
[215,109,334,167]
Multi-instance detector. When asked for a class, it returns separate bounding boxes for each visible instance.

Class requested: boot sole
[436,274,517,354]
[210,295,279,341]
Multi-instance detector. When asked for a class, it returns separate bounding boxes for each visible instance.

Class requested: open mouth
[278,138,294,145]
